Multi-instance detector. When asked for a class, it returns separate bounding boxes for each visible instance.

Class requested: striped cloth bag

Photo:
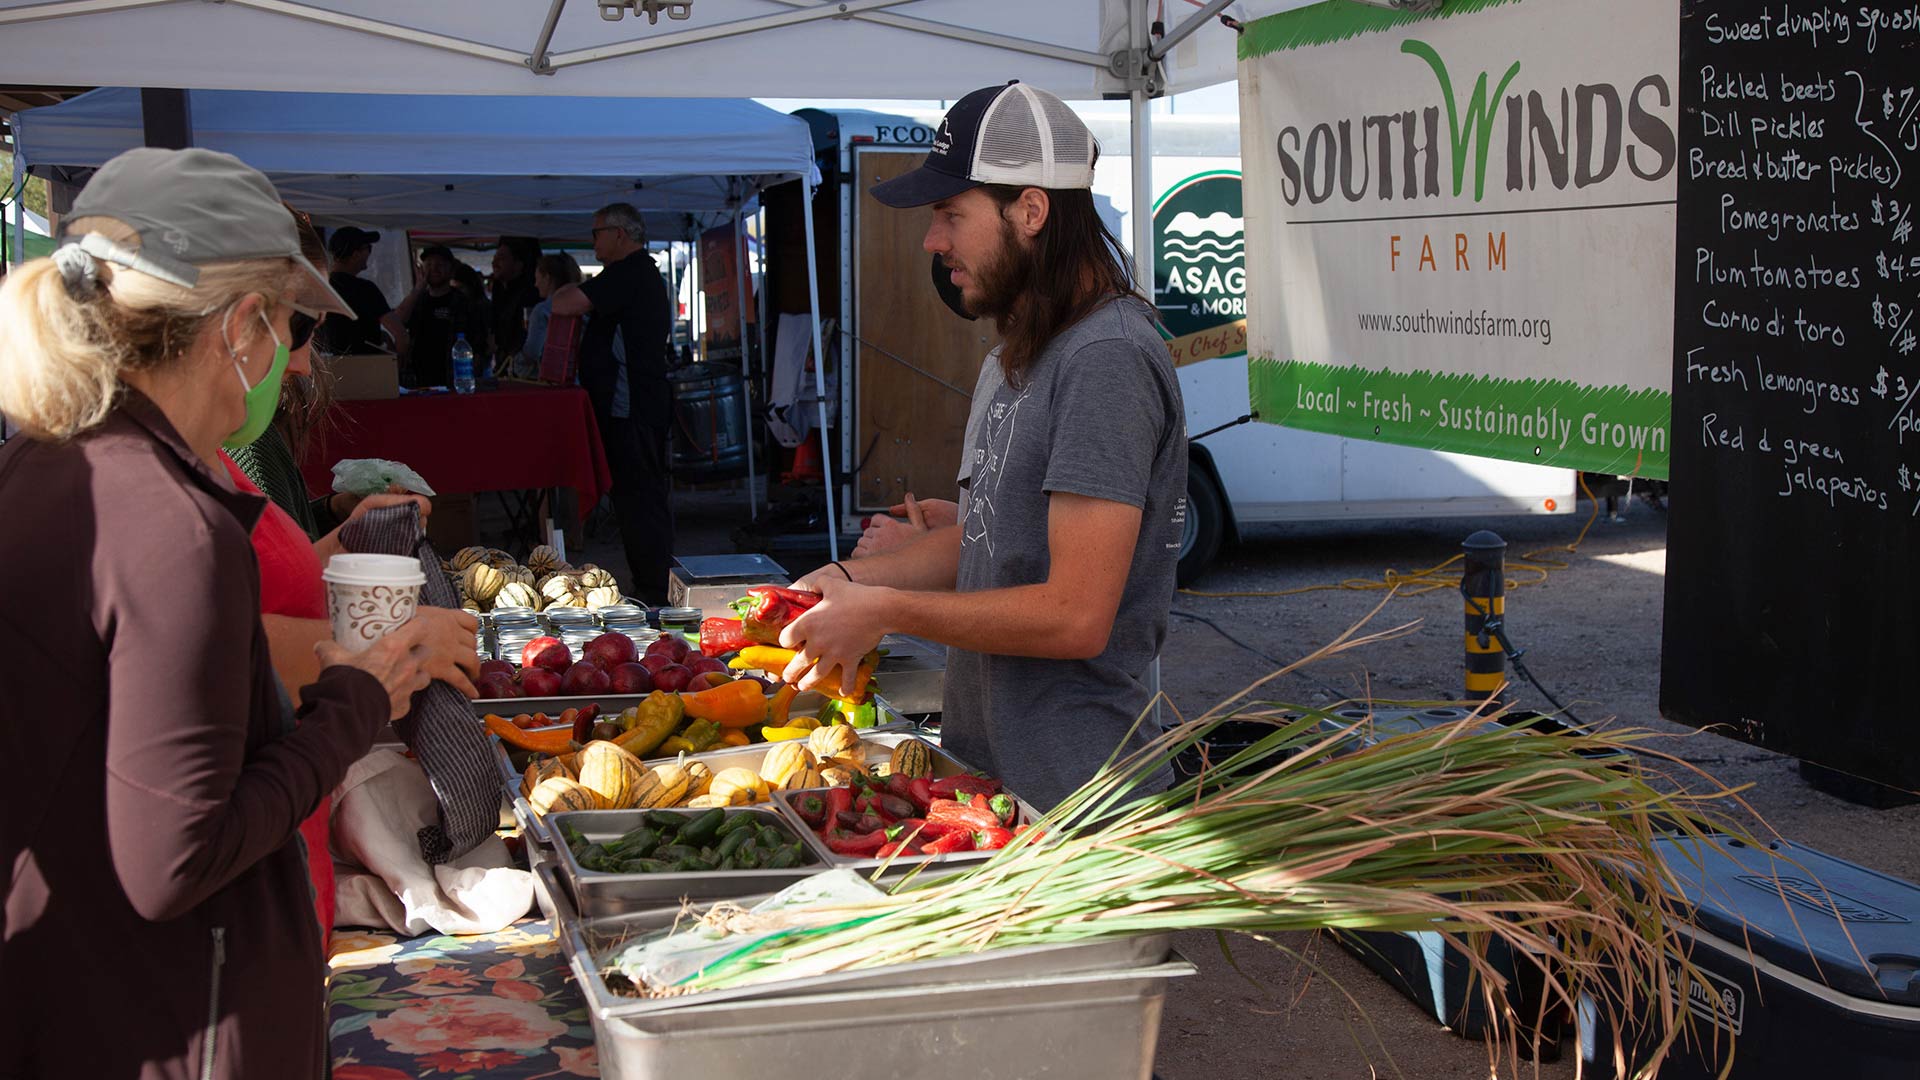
[339,504,498,864]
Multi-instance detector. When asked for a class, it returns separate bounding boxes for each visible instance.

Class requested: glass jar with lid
[543,606,596,636]
[657,606,702,645]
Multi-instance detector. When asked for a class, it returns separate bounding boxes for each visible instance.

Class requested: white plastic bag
[600,869,882,991]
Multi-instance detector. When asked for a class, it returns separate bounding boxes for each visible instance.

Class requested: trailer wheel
[1178,466,1226,587]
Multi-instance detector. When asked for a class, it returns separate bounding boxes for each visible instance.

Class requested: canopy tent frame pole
[1149,0,1236,61]
[1127,0,1155,291]
[801,177,841,560]
[732,201,757,520]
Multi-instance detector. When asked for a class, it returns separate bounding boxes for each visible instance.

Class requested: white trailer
[809,108,1574,582]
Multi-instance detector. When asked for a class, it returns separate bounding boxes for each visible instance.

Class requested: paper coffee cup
[323,554,427,652]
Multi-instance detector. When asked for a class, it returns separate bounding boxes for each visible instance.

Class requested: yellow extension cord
[1176,475,1610,601]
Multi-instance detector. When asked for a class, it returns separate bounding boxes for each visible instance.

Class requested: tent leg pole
[1128,84,1154,290]
[801,179,840,560]
[734,205,757,520]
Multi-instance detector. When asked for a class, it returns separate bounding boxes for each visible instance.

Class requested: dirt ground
[551,484,1919,1080]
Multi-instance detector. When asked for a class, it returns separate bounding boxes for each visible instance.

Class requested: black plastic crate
[1579,836,1920,1079]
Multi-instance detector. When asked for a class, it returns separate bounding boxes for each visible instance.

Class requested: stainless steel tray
[586,962,1188,1080]
[547,807,822,918]
[767,733,1046,878]
[548,878,1176,1018]
[497,715,922,850]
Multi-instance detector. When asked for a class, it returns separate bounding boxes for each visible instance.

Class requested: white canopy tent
[8,87,814,241]
[11,86,821,542]
[0,0,1330,555]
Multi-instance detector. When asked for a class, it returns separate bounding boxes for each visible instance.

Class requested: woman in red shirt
[218,208,460,939]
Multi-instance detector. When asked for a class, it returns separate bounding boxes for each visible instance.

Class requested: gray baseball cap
[62,146,350,316]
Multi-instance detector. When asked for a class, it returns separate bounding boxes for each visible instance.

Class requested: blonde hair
[0,215,299,440]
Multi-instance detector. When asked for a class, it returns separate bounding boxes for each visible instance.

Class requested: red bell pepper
[875,840,922,858]
[790,791,829,828]
[930,774,1000,799]
[971,827,1013,851]
[885,773,916,802]
[823,786,854,823]
[700,617,752,657]
[922,831,975,855]
[928,798,1000,831]
[987,793,1018,827]
[885,818,927,842]
[872,794,915,822]
[731,586,823,645]
[824,828,889,857]
[908,777,935,811]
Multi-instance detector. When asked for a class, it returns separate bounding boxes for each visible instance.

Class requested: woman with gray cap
[0,148,478,1080]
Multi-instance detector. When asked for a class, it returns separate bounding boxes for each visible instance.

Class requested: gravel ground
[547,485,1919,1080]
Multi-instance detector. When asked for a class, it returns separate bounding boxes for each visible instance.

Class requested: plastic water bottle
[451,333,475,394]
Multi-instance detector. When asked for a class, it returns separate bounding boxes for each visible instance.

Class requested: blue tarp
[11,88,817,241]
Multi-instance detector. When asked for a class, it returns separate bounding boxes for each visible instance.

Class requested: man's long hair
[980,183,1149,388]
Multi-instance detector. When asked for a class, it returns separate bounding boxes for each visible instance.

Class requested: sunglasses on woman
[289,310,318,351]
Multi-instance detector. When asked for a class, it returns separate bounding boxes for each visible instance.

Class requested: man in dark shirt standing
[551,203,674,603]
[396,245,483,388]
[315,226,408,356]
[490,236,543,371]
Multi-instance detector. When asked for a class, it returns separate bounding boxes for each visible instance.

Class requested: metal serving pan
[767,733,1046,878]
[542,874,1175,1020]
[496,712,920,850]
[546,807,822,919]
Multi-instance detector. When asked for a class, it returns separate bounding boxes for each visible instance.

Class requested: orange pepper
[678,677,769,729]
[484,713,577,754]
[717,730,752,748]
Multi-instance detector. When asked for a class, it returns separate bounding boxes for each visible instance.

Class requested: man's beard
[960,218,1034,325]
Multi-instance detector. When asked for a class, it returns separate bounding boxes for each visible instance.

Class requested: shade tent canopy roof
[0,0,1248,101]
[11,88,817,241]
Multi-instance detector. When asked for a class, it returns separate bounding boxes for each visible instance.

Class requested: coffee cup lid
[323,553,426,586]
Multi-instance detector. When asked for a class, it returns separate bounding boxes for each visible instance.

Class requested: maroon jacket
[0,389,389,1080]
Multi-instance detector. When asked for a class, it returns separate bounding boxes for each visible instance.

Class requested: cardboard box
[328,353,399,400]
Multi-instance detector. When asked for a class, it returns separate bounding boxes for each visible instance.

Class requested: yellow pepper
[736,644,800,672]
[760,724,812,742]
[610,692,683,757]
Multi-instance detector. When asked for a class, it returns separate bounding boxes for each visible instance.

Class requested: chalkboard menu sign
[1662,2,1920,787]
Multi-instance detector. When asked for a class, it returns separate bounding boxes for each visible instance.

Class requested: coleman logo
[1153,172,1246,340]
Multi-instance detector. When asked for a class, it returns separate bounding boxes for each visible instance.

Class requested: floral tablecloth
[327,919,599,1079]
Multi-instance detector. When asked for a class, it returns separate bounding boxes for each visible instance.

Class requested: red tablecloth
[302,385,611,521]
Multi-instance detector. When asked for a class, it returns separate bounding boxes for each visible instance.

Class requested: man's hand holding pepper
[777,575,888,697]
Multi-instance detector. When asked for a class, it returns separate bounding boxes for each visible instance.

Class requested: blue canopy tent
[12,87,834,548]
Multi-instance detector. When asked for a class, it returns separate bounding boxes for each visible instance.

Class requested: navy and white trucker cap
[870,81,1097,208]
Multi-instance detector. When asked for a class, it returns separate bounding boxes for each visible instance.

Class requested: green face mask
[222,310,289,451]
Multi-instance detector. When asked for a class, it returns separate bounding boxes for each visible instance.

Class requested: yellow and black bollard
[1461,530,1507,702]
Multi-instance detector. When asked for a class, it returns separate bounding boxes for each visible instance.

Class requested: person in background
[775,83,1188,811]
[314,225,407,357]
[516,251,583,379]
[551,203,675,603]
[0,146,477,1080]
[489,235,542,370]
[395,244,482,388]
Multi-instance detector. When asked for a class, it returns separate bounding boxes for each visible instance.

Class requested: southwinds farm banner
[1240,0,1677,477]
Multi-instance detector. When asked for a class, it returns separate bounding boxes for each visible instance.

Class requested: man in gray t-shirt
[773,82,1188,809]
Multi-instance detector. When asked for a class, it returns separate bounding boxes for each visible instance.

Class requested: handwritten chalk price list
[1663,2,1920,786]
